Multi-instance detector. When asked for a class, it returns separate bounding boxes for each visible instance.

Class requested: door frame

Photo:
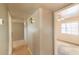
[8,12,12,55]
[8,12,25,54]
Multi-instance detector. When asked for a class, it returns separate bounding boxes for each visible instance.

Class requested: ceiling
[8,3,72,20]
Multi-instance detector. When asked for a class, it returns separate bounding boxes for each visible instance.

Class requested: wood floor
[12,45,31,55]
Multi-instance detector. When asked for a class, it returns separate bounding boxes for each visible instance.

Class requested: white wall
[27,9,40,54]
[27,8,53,55]
[12,21,24,41]
[40,8,53,55]
[0,4,9,54]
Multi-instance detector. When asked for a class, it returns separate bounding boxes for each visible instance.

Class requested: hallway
[0,3,79,55]
[8,3,70,55]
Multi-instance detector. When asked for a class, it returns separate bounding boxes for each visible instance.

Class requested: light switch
[0,18,3,25]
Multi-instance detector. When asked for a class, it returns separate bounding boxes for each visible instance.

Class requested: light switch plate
[0,18,3,25]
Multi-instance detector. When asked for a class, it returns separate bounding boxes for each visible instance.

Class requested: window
[61,22,79,35]
[61,23,66,33]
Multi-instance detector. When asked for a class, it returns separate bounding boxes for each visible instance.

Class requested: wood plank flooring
[12,45,31,55]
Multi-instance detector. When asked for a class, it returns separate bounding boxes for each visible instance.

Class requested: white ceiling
[8,3,71,20]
